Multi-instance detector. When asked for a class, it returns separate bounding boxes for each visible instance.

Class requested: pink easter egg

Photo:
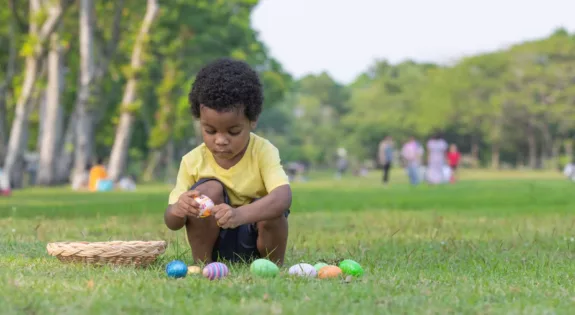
[202,262,229,280]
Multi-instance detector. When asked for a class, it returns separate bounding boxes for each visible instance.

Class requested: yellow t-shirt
[168,133,289,207]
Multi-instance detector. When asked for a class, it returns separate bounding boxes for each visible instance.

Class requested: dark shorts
[190,178,290,263]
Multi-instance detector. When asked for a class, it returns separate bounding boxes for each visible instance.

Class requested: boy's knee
[186,216,220,236]
[193,180,225,204]
[257,215,288,232]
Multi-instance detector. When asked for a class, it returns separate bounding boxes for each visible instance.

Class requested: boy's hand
[171,190,201,218]
[212,204,243,229]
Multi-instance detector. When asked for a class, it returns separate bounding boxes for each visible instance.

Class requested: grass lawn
[2,169,575,314]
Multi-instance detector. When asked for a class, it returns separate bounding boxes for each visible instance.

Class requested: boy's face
[199,105,256,162]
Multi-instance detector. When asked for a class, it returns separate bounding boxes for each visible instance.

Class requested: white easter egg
[195,195,215,218]
[288,263,317,277]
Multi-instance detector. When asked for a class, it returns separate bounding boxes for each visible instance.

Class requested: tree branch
[37,0,74,44]
[8,0,29,32]
[105,0,125,59]
[93,0,125,76]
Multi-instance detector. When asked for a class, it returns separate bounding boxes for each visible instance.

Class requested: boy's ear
[250,120,258,130]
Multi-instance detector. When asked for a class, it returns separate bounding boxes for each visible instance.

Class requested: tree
[36,25,64,185]
[107,0,159,181]
[3,0,72,188]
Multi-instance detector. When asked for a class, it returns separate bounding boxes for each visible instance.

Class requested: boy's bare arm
[237,184,292,224]
[164,205,186,230]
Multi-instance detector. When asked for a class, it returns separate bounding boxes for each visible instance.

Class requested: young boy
[164,58,292,266]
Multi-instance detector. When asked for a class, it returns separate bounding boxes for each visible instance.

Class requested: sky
[251,0,575,84]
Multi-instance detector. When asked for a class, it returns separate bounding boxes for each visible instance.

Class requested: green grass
[2,169,575,314]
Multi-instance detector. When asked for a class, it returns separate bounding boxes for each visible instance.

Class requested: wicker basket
[46,240,167,267]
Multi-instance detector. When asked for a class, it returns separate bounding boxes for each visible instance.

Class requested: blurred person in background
[401,136,424,186]
[447,144,461,183]
[425,132,448,185]
[378,136,394,185]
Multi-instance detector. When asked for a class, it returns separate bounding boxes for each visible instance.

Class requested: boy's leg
[256,211,289,266]
[184,179,226,263]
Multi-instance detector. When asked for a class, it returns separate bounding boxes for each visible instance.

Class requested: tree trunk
[551,140,561,171]
[470,134,479,168]
[0,88,8,165]
[0,13,17,165]
[66,0,124,182]
[2,0,69,187]
[539,123,553,170]
[565,139,573,162]
[4,58,39,188]
[55,110,76,182]
[35,91,47,154]
[37,30,64,185]
[164,139,176,182]
[107,0,159,181]
[490,142,500,169]
[142,149,163,182]
[526,123,537,169]
[72,0,96,185]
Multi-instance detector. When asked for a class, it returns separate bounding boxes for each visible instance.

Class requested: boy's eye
[229,130,241,136]
[205,129,216,135]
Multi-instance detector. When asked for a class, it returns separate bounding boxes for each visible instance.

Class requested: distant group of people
[377,133,461,186]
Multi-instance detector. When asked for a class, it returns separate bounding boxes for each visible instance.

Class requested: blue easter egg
[166,260,188,278]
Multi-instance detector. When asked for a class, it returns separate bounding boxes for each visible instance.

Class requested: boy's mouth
[214,150,232,156]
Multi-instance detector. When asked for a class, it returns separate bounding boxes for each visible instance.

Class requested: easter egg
[166,260,188,278]
[314,262,328,272]
[187,265,201,275]
[318,265,343,279]
[250,258,279,277]
[338,259,364,277]
[195,195,215,218]
[202,262,229,280]
[288,263,317,277]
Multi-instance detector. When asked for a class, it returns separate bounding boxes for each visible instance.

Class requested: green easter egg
[313,262,328,272]
[338,259,364,276]
[250,259,279,277]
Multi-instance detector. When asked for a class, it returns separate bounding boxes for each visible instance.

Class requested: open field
[2,169,575,314]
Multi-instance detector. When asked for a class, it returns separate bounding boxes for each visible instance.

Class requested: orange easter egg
[318,265,343,279]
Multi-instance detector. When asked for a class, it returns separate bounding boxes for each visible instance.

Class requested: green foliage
[272,29,575,169]
[2,0,575,180]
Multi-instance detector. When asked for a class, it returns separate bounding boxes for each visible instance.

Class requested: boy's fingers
[212,205,225,219]
[180,196,199,208]
[186,190,201,198]
[217,214,229,227]
[177,201,197,216]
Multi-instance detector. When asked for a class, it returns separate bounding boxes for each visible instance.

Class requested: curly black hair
[189,58,263,121]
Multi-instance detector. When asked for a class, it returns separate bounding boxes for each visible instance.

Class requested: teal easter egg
[166,260,188,278]
[338,259,364,276]
[250,258,279,277]
[313,262,328,272]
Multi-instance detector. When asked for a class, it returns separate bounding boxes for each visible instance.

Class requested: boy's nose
[215,135,228,145]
